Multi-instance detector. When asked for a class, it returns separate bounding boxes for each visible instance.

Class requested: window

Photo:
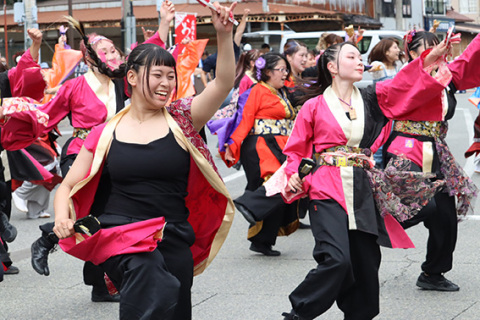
[459,0,478,13]
[382,0,395,18]
[403,0,412,18]
[425,0,446,15]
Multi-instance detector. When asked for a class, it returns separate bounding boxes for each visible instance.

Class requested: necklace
[338,97,357,120]
[129,109,162,124]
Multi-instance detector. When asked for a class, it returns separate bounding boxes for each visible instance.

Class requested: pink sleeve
[8,50,46,100]
[143,31,166,49]
[238,76,253,95]
[375,55,446,121]
[84,124,106,153]
[37,80,75,133]
[370,120,393,154]
[0,97,49,150]
[448,33,480,90]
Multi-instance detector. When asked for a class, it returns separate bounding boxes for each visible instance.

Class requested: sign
[175,12,197,45]
[424,17,455,33]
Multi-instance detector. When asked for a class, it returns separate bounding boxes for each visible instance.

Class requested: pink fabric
[238,75,254,95]
[59,217,165,265]
[8,50,46,101]
[383,214,414,248]
[375,55,445,121]
[448,33,480,90]
[386,135,424,169]
[1,76,111,154]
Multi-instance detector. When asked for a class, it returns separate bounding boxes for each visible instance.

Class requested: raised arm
[28,28,42,62]
[191,2,236,131]
[158,0,175,46]
[448,33,480,91]
[233,9,249,47]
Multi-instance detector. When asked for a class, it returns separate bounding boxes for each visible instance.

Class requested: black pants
[235,186,300,247]
[100,216,194,320]
[401,191,457,274]
[289,199,381,320]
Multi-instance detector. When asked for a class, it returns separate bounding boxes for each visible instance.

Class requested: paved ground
[2,92,480,320]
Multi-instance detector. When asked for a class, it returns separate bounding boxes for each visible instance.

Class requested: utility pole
[67,0,74,49]
[395,0,403,31]
[121,0,136,53]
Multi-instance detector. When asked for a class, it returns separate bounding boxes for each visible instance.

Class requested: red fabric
[8,50,46,101]
[227,83,290,166]
[59,217,165,265]
[64,98,229,269]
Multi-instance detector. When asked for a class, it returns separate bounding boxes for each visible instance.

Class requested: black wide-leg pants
[401,191,457,275]
[101,220,194,320]
[289,199,381,320]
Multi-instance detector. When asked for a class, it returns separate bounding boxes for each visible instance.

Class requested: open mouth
[155,91,168,97]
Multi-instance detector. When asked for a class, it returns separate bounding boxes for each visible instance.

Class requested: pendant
[349,107,357,120]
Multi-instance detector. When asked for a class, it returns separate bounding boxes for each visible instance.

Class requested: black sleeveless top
[93,129,191,222]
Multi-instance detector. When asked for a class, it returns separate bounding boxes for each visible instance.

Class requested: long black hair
[405,31,439,62]
[298,42,355,105]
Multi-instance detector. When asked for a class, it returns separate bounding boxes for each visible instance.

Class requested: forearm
[213,32,235,95]
[158,19,170,45]
[54,183,73,222]
[29,42,41,62]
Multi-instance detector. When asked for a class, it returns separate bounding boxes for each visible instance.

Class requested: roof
[446,9,474,22]
[0,1,342,28]
[455,23,480,34]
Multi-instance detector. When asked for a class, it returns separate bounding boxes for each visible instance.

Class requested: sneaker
[4,265,20,275]
[11,192,28,213]
[416,272,459,291]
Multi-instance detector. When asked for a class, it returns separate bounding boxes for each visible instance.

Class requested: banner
[175,12,197,45]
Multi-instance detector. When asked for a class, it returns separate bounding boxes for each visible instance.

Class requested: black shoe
[0,212,17,243]
[91,284,121,303]
[249,243,281,256]
[416,272,459,291]
[282,311,304,320]
[4,265,19,275]
[31,233,57,276]
[234,202,256,225]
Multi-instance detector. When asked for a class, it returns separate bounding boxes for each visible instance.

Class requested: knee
[314,244,351,274]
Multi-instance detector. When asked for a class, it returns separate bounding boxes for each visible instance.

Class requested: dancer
[50,2,235,319]
[279,40,452,319]
[383,30,480,291]
[219,53,301,256]
[283,40,307,86]
[0,1,175,302]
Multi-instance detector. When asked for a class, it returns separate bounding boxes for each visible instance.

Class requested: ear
[126,69,137,88]
[326,61,337,75]
[409,50,418,59]
[264,69,273,80]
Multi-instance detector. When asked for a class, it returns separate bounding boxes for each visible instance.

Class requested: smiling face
[287,46,308,75]
[385,42,400,63]
[129,64,176,109]
[329,44,364,83]
[266,59,288,89]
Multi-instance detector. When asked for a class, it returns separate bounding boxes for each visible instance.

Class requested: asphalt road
[2,91,480,320]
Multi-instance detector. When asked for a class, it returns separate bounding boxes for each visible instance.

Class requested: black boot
[0,212,17,243]
[91,282,121,303]
[31,233,57,276]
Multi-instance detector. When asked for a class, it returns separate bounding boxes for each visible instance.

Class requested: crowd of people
[1,1,480,319]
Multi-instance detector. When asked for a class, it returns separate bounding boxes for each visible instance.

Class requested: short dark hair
[261,43,271,49]
[126,43,177,98]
